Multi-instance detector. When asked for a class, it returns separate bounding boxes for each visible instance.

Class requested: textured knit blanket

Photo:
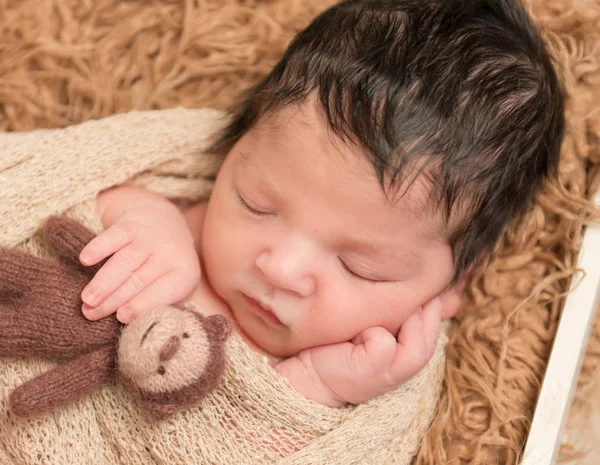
[0,108,448,465]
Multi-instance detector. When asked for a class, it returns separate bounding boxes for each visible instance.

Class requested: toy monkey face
[118,306,211,393]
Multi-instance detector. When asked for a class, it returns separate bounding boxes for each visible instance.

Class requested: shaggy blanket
[0,108,449,465]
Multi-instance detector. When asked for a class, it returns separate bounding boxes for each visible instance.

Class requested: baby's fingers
[389,297,442,383]
[81,244,148,308]
[350,327,397,377]
[79,224,132,266]
[82,255,170,321]
[115,269,198,324]
[420,296,443,355]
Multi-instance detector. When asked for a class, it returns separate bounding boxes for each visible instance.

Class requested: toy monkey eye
[157,365,166,375]
[182,332,190,339]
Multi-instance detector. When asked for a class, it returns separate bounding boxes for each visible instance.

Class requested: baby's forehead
[250,101,329,148]
[240,105,450,243]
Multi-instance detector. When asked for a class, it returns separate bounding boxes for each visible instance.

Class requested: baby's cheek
[203,217,237,268]
[377,302,419,336]
[332,286,416,338]
[306,294,366,345]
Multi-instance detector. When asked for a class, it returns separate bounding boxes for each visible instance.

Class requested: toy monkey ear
[203,315,232,346]
[41,216,103,276]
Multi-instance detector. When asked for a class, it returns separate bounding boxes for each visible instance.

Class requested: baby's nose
[255,235,318,297]
[256,251,316,297]
[159,335,180,362]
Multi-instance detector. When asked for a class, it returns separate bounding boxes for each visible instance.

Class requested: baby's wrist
[183,201,209,255]
[96,185,179,229]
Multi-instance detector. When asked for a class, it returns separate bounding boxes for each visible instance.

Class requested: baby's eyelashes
[236,191,274,217]
[338,258,386,284]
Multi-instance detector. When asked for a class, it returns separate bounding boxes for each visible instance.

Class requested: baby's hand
[79,199,200,324]
[278,297,442,407]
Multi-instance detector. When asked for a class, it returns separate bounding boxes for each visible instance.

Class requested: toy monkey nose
[159,335,180,362]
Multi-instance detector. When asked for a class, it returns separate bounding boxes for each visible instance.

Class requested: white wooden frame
[522,195,600,465]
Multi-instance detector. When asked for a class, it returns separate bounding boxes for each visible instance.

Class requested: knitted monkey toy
[0,216,231,421]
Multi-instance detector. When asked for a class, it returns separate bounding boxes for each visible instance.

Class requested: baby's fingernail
[79,251,92,265]
[117,307,133,324]
[82,303,98,319]
[81,286,100,306]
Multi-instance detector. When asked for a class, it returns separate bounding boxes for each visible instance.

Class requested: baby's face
[202,99,455,357]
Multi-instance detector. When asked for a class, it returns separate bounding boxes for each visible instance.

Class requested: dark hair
[211,0,564,282]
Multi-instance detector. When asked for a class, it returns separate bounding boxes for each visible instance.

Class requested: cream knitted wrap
[0,108,448,465]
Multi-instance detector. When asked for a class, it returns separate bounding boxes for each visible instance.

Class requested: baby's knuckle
[380,332,397,349]
[128,272,146,293]
[117,248,139,268]
[110,223,133,243]
[95,235,111,252]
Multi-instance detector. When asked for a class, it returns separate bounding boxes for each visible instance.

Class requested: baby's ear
[439,275,469,320]
[41,216,101,275]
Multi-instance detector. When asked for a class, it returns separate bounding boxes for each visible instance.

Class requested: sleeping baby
[75,0,563,407]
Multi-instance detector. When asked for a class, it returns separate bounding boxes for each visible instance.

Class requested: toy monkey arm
[41,215,104,278]
[0,216,99,304]
[0,217,119,359]
[9,344,116,419]
[0,246,45,297]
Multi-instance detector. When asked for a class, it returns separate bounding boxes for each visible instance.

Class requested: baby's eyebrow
[238,151,277,192]
[240,152,280,202]
[344,238,421,268]
[239,150,254,165]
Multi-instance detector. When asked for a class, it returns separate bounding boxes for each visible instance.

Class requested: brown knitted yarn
[0,0,598,463]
